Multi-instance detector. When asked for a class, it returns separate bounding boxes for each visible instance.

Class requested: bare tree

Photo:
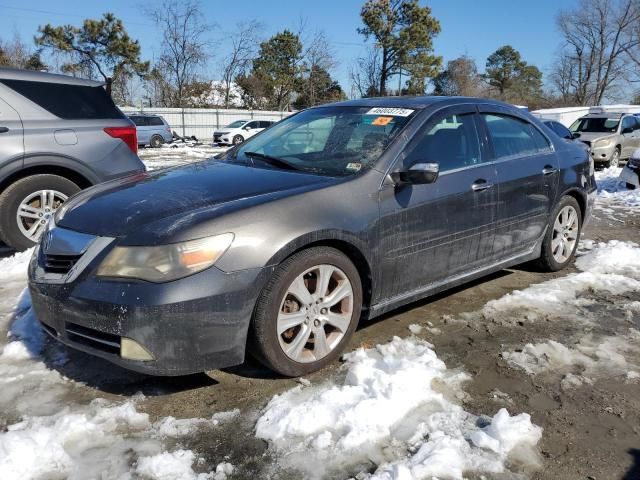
[299,30,340,106]
[147,0,212,108]
[349,47,382,98]
[555,0,640,105]
[219,20,263,109]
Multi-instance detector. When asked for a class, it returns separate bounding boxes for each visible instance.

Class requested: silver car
[0,68,145,251]
[570,112,640,167]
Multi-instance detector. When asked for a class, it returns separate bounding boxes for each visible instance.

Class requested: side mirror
[623,127,634,134]
[391,163,439,185]
[243,126,252,131]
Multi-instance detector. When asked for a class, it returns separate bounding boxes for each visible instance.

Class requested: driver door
[377,105,499,300]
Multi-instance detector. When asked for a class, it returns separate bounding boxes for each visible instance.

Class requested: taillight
[104,126,138,154]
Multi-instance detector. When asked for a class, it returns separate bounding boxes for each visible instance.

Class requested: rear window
[1,79,123,120]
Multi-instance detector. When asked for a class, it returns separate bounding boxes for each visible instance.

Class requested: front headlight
[97,233,234,282]
[594,138,613,149]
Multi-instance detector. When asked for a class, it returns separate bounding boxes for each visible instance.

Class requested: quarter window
[403,113,482,171]
[483,114,550,159]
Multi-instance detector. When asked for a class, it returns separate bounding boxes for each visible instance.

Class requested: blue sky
[0,0,576,94]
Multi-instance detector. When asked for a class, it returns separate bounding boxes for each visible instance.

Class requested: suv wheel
[608,148,621,168]
[232,135,244,145]
[0,174,80,251]
[150,135,164,148]
[250,247,362,377]
[535,196,582,272]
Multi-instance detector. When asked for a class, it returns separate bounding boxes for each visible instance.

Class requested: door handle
[0,127,9,133]
[471,179,493,192]
[542,166,558,175]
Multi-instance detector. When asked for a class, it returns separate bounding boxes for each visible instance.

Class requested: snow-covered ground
[594,167,640,219]
[138,142,229,171]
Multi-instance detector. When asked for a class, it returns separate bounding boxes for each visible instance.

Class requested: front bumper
[28,241,266,376]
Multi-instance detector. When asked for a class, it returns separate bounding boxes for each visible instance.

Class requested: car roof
[581,112,625,118]
[0,67,103,87]
[128,113,163,117]
[320,95,517,110]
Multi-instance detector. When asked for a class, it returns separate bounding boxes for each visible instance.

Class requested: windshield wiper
[243,151,301,171]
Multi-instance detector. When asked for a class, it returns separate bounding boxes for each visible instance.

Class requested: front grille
[65,321,120,355]
[41,322,58,338]
[42,253,82,274]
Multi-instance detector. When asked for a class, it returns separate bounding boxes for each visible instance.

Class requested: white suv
[213,119,274,145]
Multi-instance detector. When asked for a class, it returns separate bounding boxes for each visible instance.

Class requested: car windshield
[570,117,620,133]
[226,120,248,129]
[222,106,416,176]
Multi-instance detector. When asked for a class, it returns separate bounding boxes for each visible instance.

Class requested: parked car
[213,119,274,145]
[569,112,640,167]
[128,114,173,148]
[620,148,639,189]
[28,97,595,377]
[0,68,145,251]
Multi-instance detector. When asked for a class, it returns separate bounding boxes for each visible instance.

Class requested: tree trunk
[379,48,388,96]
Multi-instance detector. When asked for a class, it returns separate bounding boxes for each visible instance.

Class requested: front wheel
[607,148,621,168]
[0,174,80,251]
[232,135,244,146]
[250,247,362,377]
[535,196,582,272]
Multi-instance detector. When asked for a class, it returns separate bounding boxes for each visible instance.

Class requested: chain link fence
[119,107,292,140]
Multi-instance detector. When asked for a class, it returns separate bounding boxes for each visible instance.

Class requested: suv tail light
[104,127,138,154]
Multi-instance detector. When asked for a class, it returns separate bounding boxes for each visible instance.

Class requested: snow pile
[595,166,640,209]
[502,330,640,386]
[256,336,541,479]
[482,240,640,322]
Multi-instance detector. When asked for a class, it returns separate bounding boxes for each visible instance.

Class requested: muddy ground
[7,204,632,480]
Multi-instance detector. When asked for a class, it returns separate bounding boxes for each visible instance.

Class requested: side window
[553,122,573,140]
[246,121,258,129]
[403,113,481,171]
[622,116,635,132]
[483,114,550,159]
[129,116,141,126]
[148,117,164,126]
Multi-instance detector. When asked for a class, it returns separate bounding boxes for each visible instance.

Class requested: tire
[232,135,244,146]
[0,174,80,251]
[607,148,621,168]
[150,135,164,148]
[535,196,582,272]
[250,247,363,377]
[627,182,637,190]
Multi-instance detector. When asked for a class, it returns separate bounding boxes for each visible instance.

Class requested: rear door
[0,95,24,170]
[620,116,637,159]
[378,104,499,299]
[479,106,559,256]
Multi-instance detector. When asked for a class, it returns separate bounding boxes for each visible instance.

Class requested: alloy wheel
[551,205,579,264]
[277,264,354,363]
[611,149,620,167]
[16,189,67,242]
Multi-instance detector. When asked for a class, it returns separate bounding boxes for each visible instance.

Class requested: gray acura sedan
[28,97,596,377]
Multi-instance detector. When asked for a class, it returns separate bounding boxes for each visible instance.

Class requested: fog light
[121,337,154,361]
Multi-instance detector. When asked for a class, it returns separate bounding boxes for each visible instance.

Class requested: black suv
[29,97,596,377]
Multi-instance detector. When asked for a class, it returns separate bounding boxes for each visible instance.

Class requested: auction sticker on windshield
[366,107,414,117]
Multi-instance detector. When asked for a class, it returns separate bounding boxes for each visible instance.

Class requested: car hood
[573,132,617,142]
[56,160,337,241]
[214,130,231,135]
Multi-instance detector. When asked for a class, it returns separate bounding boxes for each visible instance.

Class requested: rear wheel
[250,247,362,377]
[232,135,244,145]
[150,135,164,148]
[535,196,582,272]
[0,174,80,251]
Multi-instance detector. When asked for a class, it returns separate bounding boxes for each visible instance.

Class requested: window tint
[129,116,143,126]
[260,121,273,128]
[1,80,123,120]
[148,116,164,126]
[404,113,481,171]
[483,114,550,159]
[246,121,258,129]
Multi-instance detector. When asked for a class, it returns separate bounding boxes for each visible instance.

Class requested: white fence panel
[120,107,292,139]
